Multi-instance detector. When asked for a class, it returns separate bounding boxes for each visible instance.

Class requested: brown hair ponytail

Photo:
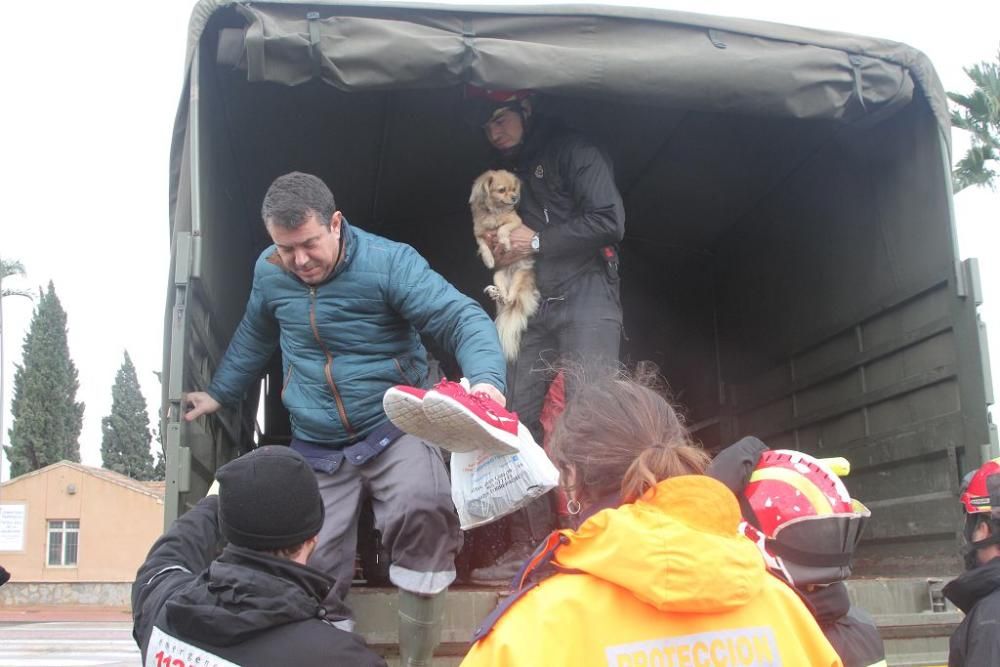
[549,363,710,505]
[620,442,712,504]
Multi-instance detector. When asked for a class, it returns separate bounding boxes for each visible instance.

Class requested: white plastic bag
[450,429,560,530]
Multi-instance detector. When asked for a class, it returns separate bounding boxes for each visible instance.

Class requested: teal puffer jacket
[208,221,506,445]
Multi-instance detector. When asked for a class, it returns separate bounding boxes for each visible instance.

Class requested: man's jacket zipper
[309,286,356,439]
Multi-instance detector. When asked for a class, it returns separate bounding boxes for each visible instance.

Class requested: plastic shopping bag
[450,430,560,530]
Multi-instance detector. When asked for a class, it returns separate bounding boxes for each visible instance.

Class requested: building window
[47,520,79,567]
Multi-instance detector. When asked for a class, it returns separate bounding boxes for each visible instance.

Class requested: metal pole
[1,278,4,483]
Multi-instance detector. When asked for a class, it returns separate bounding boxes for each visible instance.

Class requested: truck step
[351,585,505,661]
[352,580,958,665]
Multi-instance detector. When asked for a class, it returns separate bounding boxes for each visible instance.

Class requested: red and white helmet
[959,457,1000,568]
[961,457,1000,516]
[740,449,870,586]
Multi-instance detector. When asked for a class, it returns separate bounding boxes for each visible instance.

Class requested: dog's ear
[470,171,494,205]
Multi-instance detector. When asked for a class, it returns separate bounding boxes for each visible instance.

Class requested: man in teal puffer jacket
[184,172,506,667]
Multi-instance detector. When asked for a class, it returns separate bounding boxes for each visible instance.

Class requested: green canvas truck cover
[169,0,951,227]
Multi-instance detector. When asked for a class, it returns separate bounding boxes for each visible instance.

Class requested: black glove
[707,436,771,528]
[707,436,769,495]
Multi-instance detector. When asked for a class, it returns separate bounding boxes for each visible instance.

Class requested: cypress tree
[152,429,166,480]
[101,351,155,480]
[151,370,166,480]
[5,282,84,476]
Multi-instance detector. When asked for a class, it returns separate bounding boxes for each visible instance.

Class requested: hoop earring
[566,498,582,516]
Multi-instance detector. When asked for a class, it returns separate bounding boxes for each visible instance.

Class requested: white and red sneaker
[421,381,522,455]
[382,382,479,453]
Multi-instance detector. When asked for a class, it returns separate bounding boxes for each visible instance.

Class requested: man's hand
[470,383,507,407]
[185,392,222,421]
[488,226,536,268]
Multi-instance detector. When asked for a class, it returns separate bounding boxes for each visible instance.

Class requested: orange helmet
[741,449,870,586]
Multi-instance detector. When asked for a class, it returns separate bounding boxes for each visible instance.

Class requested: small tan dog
[470,170,540,360]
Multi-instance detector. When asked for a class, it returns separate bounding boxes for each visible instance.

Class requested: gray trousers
[308,434,461,620]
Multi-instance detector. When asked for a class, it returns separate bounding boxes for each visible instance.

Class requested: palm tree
[948,48,1000,193]
[1,259,31,299]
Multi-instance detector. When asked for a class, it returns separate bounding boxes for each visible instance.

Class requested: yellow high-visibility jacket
[462,475,843,667]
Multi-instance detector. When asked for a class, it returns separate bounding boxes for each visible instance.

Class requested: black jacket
[498,115,625,297]
[132,496,385,667]
[944,556,1000,666]
[804,582,886,667]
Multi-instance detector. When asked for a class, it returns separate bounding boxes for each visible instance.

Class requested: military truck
[163,2,997,663]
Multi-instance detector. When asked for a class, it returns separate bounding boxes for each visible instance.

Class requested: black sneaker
[468,542,535,587]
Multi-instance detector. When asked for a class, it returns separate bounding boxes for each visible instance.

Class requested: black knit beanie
[216,446,324,551]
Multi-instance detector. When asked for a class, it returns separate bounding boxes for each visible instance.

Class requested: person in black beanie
[131,446,385,667]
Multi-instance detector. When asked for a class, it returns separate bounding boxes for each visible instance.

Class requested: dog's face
[470,170,521,213]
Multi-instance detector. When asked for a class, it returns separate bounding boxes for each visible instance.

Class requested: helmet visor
[767,502,870,586]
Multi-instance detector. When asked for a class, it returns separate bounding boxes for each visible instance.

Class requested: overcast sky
[0,0,997,481]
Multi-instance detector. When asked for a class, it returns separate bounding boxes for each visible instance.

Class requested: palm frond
[948,47,1000,192]
[953,144,999,193]
[1,259,26,281]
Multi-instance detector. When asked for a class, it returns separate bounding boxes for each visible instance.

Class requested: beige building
[0,461,164,583]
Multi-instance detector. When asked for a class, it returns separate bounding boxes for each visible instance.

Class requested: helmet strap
[963,514,1000,569]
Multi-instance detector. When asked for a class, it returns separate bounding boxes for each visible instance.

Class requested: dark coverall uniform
[480,114,625,570]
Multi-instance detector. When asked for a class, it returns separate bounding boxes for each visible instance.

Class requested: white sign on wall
[0,504,27,551]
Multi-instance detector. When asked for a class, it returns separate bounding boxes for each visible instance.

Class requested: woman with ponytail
[461,365,841,667]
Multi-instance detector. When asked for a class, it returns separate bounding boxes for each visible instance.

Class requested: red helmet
[959,457,1000,569]
[462,85,534,126]
[745,449,854,534]
[961,457,1000,515]
[463,86,533,105]
[741,450,869,586]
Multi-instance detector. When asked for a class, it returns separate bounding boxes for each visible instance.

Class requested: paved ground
[0,606,132,623]
[0,612,139,667]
